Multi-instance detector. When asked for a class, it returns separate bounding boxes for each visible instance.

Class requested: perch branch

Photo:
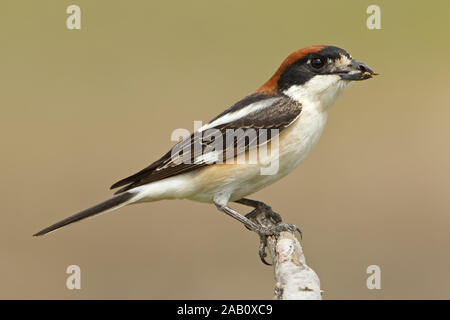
[254,213,322,300]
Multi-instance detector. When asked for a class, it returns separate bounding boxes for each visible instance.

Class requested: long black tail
[33,192,136,236]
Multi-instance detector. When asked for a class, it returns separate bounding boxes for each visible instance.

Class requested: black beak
[339,60,377,81]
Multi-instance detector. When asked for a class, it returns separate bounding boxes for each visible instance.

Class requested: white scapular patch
[194,150,221,164]
[199,97,282,131]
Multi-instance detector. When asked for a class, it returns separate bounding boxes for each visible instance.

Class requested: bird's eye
[311,58,325,69]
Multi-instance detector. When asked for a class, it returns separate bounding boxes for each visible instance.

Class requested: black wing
[111,93,302,194]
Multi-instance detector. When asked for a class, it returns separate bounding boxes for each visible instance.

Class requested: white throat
[283,75,352,113]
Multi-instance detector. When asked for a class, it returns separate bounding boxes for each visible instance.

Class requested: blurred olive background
[1,0,449,299]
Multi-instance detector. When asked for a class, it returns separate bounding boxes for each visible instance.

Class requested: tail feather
[33,192,136,237]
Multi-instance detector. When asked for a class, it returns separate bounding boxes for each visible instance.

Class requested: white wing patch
[199,97,282,132]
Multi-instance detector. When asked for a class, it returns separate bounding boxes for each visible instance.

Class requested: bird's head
[257,45,376,110]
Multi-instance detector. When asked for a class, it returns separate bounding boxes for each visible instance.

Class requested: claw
[295,225,303,240]
[258,237,272,266]
[239,200,302,265]
[286,223,303,240]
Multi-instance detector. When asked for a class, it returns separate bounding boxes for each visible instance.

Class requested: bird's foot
[258,223,303,238]
[244,203,283,227]
[238,200,302,265]
[254,223,303,265]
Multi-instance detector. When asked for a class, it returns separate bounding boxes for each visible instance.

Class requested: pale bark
[255,214,322,300]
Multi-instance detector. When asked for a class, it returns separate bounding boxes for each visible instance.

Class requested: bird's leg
[214,202,274,265]
[214,203,265,234]
[215,199,302,265]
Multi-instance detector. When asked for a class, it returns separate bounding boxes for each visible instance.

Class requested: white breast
[220,103,328,201]
[277,104,328,175]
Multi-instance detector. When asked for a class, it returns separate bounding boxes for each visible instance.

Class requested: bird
[34,45,376,263]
